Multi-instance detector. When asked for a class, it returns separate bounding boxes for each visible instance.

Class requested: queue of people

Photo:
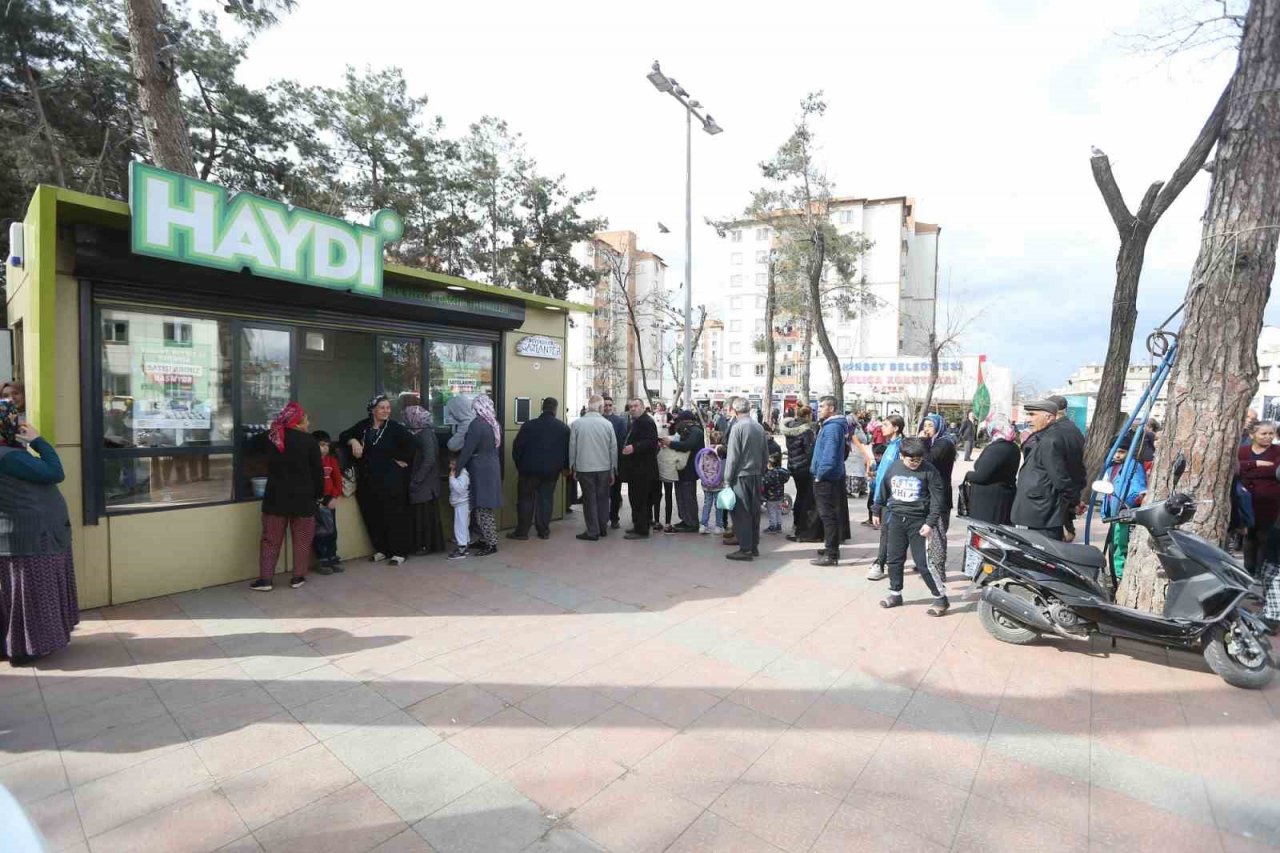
[23,370,1263,668]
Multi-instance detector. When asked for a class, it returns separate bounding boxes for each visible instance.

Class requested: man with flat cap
[1012,399,1078,540]
[1046,394,1087,541]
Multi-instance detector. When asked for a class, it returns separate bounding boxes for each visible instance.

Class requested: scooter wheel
[978,598,1040,645]
[1203,623,1276,690]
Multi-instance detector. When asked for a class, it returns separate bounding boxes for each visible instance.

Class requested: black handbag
[956,480,971,518]
[315,505,337,538]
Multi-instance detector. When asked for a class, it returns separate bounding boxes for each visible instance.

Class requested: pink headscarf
[473,395,501,448]
[403,404,432,432]
[269,402,306,453]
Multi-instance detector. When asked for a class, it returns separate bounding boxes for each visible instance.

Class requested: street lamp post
[646,61,721,408]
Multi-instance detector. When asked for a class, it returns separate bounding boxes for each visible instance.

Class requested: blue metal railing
[1083,333,1178,546]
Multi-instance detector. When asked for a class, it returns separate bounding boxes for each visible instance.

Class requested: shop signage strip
[129,163,403,297]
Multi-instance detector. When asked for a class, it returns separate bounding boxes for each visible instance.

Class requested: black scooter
[964,456,1275,689]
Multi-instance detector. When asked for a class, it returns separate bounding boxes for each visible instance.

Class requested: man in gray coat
[570,395,618,541]
[724,397,768,561]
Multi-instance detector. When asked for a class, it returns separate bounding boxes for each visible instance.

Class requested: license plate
[963,546,983,580]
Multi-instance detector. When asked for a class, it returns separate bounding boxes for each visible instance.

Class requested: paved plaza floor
[3,495,1279,852]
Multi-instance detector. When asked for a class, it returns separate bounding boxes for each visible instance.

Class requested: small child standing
[447,457,471,560]
[1102,437,1147,582]
[762,454,791,533]
[696,432,728,535]
[874,436,949,616]
[312,430,345,574]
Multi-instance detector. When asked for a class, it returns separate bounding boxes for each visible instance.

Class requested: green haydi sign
[129,163,403,297]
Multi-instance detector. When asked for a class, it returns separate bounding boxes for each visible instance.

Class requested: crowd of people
[9,371,1280,668]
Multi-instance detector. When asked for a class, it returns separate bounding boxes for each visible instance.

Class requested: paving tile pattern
[2,481,1279,852]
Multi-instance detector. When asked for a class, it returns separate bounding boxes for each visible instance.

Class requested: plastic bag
[716,487,737,512]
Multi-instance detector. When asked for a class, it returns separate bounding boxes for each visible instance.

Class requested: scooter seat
[1019,530,1106,569]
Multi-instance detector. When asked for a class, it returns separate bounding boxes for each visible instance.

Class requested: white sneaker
[371,552,388,563]
[866,563,886,581]
[699,525,710,535]
[712,526,724,535]
[388,556,405,566]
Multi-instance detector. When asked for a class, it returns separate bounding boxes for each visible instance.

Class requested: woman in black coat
[782,405,821,542]
[665,412,705,531]
[339,394,416,564]
[964,422,1021,525]
[252,402,323,591]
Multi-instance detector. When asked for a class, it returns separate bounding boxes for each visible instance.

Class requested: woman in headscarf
[455,393,503,556]
[404,404,445,554]
[339,394,416,565]
[963,420,1020,525]
[0,402,77,665]
[0,381,26,417]
[250,402,323,591]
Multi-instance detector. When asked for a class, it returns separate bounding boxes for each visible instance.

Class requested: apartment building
[564,231,668,415]
[694,196,940,402]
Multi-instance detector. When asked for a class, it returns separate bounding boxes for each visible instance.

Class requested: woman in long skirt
[0,403,78,666]
[340,395,416,565]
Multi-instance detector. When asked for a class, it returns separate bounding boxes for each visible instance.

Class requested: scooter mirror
[1092,480,1116,496]
[1172,452,1187,487]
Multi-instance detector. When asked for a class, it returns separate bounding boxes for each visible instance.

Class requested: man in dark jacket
[960,412,978,461]
[619,397,659,539]
[603,395,629,529]
[510,397,570,540]
[1012,400,1078,540]
[663,410,704,532]
[810,396,848,566]
[1047,394,1087,541]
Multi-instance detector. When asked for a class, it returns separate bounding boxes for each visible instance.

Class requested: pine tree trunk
[919,333,940,422]
[125,0,195,176]
[763,254,777,425]
[1120,0,1280,612]
[799,319,813,403]
[17,40,66,187]
[810,232,844,403]
[1082,226,1153,480]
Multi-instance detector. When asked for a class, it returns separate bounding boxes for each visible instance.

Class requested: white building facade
[1053,325,1280,429]
[564,231,669,416]
[691,196,940,406]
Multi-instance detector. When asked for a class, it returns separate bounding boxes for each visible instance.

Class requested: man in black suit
[959,412,977,461]
[619,397,659,539]
[603,395,629,529]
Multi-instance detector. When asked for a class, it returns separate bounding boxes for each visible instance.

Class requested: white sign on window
[514,335,562,359]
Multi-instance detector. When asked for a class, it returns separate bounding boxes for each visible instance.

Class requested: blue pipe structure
[1083,336,1179,546]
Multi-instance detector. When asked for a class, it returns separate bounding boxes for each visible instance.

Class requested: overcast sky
[214,0,1273,389]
